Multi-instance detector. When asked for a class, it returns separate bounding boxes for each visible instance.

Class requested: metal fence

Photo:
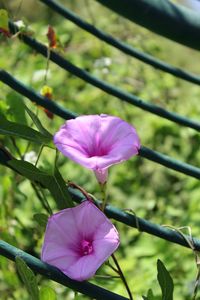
[0,0,200,299]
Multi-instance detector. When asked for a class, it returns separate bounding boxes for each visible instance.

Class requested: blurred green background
[1,0,200,299]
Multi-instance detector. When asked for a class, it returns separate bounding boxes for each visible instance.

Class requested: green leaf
[53,165,74,207]
[0,9,9,31]
[143,289,156,300]
[25,105,52,139]
[74,293,86,300]
[6,91,27,125]
[157,259,174,300]
[147,289,155,299]
[39,286,57,300]
[8,159,74,209]
[33,213,48,229]
[15,256,39,300]
[0,113,52,146]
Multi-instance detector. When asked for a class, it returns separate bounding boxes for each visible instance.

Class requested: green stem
[35,144,44,167]
[95,275,120,279]
[106,261,119,274]
[99,185,132,298]
[100,183,107,211]
[39,185,53,215]
[163,225,200,300]
[10,137,22,159]
[23,141,31,157]
[192,264,200,300]
[68,182,93,202]
[31,182,52,215]
[111,253,133,300]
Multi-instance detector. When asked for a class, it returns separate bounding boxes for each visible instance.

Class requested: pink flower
[41,201,120,281]
[53,114,140,184]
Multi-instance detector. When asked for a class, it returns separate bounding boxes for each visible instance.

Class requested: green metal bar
[39,0,200,86]
[6,25,200,132]
[139,146,200,180]
[1,152,200,251]
[1,70,200,179]
[0,70,77,120]
[0,240,128,300]
[95,0,200,51]
[69,187,200,251]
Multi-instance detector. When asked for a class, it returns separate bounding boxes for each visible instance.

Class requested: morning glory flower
[53,114,140,184]
[41,201,120,281]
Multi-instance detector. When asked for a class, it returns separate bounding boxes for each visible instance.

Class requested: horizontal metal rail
[139,146,200,179]
[95,0,200,51]
[0,152,200,251]
[6,24,200,132]
[1,69,200,180]
[0,70,77,120]
[69,187,200,251]
[0,240,128,300]
[39,0,200,86]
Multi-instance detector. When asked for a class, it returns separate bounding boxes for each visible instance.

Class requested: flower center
[81,239,93,256]
[86,146,108,158]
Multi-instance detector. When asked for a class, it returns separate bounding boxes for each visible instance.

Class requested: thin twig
[35,144,45,167]
[67,182,93,202]
[10,137,22,159]
[123,209,140,232]
[31,182,52,215]
[192,266,200,300]
[163,225,200,299]
[39,185,53,215]
[95,275,120,279]
[111,253,133,300]
[106,261,119,274]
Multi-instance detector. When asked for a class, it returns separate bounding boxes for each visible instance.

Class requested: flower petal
[41,208,82,258]
[42,246,79,270]
[94,219,120,242]
[72,201,113,239]
[64,255,99,281]
[53,116,101,167]
[65,233,119,282]
[41,201,120,281]
[53,114,140,171]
